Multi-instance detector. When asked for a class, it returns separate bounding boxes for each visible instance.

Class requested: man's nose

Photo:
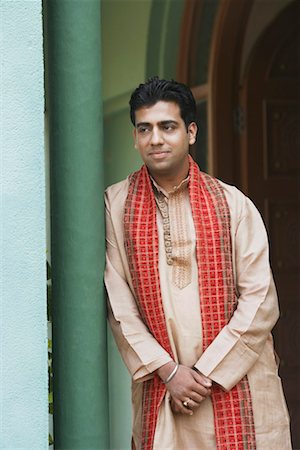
[150,127,164,145]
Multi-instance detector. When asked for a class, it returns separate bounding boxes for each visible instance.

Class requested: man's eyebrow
[136,121,151,128]
[159,120,178,125]
[136,120,178,127]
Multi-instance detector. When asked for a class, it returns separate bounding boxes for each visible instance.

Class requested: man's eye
[138,127,150,134]
[163,124,175,131]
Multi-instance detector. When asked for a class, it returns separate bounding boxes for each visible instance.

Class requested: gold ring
[183,399,190,407]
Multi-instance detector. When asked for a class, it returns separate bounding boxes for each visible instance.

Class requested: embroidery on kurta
[124,156,256,450]
[155,186,192,289]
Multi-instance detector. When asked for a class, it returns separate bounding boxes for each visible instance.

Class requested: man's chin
[146,161,173,175]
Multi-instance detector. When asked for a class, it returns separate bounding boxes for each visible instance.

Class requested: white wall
[0,1,48,448]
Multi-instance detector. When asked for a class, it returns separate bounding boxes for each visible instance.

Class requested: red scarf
[124,156,256,450]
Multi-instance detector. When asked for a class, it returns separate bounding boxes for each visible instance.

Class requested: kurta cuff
[195,337,259,391]
[132,354,174,382]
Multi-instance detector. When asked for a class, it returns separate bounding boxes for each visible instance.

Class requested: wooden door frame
[240,0,300,202]
[240,5,300,446]
[208,0,253,183]
[178,0,253,183]
[177,0,205,86]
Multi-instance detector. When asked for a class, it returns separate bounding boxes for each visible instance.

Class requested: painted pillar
[1,1,48,448]
[45,1,109,448]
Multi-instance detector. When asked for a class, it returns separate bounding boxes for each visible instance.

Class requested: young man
[104,77,291,450]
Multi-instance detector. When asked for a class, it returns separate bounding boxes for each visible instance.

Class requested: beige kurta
[104,174,291,450]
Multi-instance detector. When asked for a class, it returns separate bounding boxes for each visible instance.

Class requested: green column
[45,1,109,448]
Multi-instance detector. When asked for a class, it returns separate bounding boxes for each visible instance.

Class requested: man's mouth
[149,150,170,159]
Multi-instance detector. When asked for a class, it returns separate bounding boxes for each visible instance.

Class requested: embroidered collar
[150,175,190,198]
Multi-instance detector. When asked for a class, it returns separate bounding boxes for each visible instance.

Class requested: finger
[193,369,212,387]
[177,398,196,416]
[183,399,200,410]
[181,405,193,416]
[170,398,182,415]
[192,386,211,399]
[176,399,193,416]
[189,392,205,404]
[190,381,211,397]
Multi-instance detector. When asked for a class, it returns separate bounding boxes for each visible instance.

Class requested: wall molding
[103,89,133,118]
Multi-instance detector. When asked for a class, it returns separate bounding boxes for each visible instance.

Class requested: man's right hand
[157,363,212,415]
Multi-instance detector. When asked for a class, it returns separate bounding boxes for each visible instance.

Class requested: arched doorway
[241,2,300,446]
[179,0,300,446]
[178,0,253,179]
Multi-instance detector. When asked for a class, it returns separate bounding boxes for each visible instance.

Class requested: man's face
[133,101,197,182]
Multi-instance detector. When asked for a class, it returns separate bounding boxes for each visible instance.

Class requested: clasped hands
[157,362,212,416]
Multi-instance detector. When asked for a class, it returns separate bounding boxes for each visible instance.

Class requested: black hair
[129,76,196,128]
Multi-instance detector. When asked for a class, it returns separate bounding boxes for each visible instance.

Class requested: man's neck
[148,158,190,193]
[150,173,188,193]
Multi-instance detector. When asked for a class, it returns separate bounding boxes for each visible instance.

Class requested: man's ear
[188,122,197,145]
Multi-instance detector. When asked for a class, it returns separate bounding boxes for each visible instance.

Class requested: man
[104,77,291,450]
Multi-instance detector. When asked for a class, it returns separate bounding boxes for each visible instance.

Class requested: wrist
[157,361,177,382]
[163,363,179,384]
[157,361,179,384]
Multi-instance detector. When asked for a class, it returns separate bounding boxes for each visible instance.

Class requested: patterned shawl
[124,156,256,450]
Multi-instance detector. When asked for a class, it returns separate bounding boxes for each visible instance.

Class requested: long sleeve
[194,193,279,391]
[104,188,173,382]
